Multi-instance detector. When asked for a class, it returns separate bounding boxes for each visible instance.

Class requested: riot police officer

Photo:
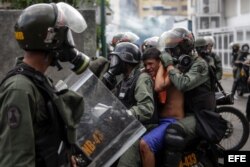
[158,27,227,167]
[204,36,223,80]
[195,38,209,59]
[0,3,90,167]
[90,32,140,84]
[231,43,250,98]
[231,43,241,66]
[141,36,159,53]
[110,31,140,49]
[103,42,154,167]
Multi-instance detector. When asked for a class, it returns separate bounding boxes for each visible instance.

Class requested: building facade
[138,0,188,19]
[190,0,250,71]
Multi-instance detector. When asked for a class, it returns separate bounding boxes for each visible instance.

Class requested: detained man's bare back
[155,63,184,120]
[140,62,184,167]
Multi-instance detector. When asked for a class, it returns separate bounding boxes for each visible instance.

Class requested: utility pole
[100,0,107,58]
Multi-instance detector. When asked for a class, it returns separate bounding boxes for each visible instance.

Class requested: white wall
[227,13,250,27]
[225,0,250,27]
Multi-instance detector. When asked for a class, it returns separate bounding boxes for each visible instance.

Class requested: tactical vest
[0,63,68,167]
[116,70,140,109]
[115,69,158,124]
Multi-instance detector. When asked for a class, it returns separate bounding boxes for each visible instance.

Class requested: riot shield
[60,68,146,167]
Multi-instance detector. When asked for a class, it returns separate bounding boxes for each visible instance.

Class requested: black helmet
[158,27,194,55]
[110,42,141,64]
[15,2,87,51]
[241,43,249,54]
[15,3,90,74]
[111,32,140,47]
[141,36,159,53]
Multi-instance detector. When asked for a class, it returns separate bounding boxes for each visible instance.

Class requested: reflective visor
[158,31,183,52]
[56,2,87,33]
[109,54,120,68]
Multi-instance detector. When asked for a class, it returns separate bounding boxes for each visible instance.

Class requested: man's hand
[160,52,173,68]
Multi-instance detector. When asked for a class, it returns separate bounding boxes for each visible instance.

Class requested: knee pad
[164,123,187,152]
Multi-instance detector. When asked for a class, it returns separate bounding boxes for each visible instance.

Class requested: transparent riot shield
[60,68,146,167]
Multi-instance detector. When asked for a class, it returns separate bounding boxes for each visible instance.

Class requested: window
[143,6,150,11]
[241,0,250,14]
[218,36,222,49]
[171,7,178,11]
[224,52,229,66]
[214,36,217,49]
[224,35,228,49]
[229,34,234,44]
[246,31,250,41]
[211,17,219,28]
[203,0,209,5]
[200,17,209,29]
[181,6,187,10]
[237,31,243,41]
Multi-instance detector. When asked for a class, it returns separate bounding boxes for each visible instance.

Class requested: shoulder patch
[7,106,21,129]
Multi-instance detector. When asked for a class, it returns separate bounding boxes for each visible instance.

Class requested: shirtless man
[140,57,184,167]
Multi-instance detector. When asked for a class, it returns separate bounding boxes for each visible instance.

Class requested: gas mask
[49,3,90,74]
[50,29,90,74]
[102,54,125,90]
[174,54,193,72]
[167,48,192,72]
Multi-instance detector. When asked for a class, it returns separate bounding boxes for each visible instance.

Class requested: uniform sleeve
[0,88,36,167]
[213,53,223,80]
[168,59,209,92]
[130,73,154,123]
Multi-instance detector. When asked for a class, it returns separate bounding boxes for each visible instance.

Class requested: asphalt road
[220,76,250,151]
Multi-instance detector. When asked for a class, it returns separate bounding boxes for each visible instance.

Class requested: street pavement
[220,76,250,151]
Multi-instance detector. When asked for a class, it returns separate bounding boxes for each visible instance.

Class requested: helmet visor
[158,31,182,52]
[56,2,87,33]
[124,32,140,44]
[109,54,120,68]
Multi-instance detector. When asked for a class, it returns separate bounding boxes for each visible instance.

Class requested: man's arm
[213,53,223,80]
[155,62,171,92]
[130,73,154,123]
[166,58,209,92]
[0,88,35,166]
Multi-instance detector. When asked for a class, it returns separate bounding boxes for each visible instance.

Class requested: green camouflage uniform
[116,67,154,167]
[168,55,211,138]
[0,74,37,166]
[0,60,84,167]
[209,52,223,80]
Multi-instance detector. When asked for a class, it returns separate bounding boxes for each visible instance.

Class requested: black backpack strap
[1,63,56,98]
[208,66,226,96]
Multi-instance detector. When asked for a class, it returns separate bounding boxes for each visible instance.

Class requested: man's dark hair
[142,47,161,61]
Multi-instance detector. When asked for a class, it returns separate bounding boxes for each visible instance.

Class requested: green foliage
[96,0,109,7]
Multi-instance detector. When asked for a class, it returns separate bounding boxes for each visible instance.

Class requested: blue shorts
[142,118,176,153]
